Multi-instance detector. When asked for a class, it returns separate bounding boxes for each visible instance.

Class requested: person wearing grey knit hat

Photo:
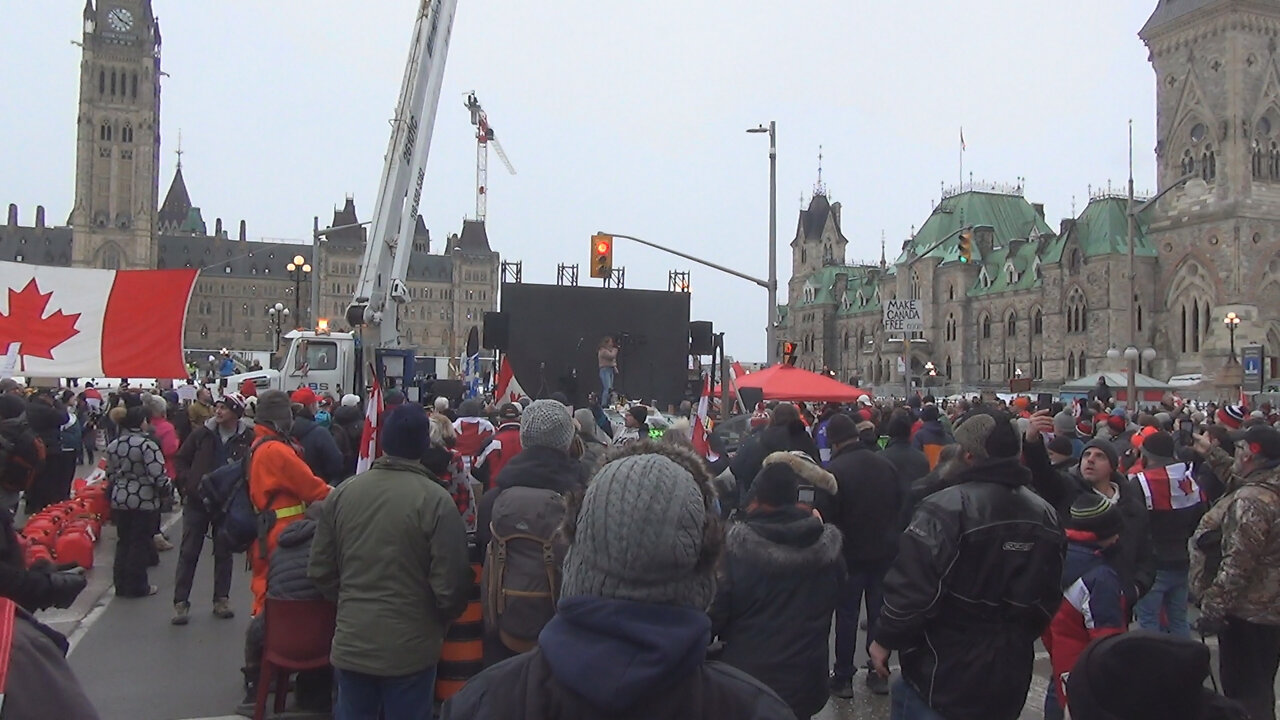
[560,452,716,608]
[442,442,795,719]
[473,399,592,667]
[519,399,575,452]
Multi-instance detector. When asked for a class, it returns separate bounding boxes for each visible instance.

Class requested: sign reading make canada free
[883,299,924,333]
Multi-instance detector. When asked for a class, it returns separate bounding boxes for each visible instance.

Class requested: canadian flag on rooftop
[355,368,384,475]
[0,262,196,378]
[692,372,720,463]
[493,356,527,406]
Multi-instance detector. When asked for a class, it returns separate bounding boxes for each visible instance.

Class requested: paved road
[44,506,1263,720]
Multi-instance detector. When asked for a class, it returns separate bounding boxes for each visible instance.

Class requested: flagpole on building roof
[959,127,965,192]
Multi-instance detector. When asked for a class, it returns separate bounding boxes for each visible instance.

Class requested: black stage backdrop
[499,283,690,407]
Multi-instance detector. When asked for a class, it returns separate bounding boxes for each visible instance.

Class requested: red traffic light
[596,241,610,254]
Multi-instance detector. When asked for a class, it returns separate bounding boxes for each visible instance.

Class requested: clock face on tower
[106,7,134,32]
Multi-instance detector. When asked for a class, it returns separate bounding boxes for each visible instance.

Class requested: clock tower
[71,0,161,269]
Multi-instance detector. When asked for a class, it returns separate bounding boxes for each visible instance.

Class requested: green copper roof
[894,191,1054,267]
[837,266,884,317]
[179,206,207,235]
[1065,196,1156,259]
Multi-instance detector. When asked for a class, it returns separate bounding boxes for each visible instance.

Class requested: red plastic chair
[254,598,337,720]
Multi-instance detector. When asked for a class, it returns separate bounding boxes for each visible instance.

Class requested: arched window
[1079,354,1087,375]
[1033,307,1043,335]
[1203,143,1217,182]
[801,248,807,265]
[945,356,952,378]
[98,69,105,95]
[102,247,120,270]
[1068,352,1077,378]
[842,332,849,351]
[910,271,921,300]
[1192,299,1202,352]
[1006,311,1017,337]
[131,72,138,99]
[948,285,955,301]
[1137,304,1143,332]
[981,313,991,339]
[1070,249,1082,275]
[1066,289,1087,333]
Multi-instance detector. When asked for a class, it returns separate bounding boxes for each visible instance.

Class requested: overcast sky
[2,1,1159,361]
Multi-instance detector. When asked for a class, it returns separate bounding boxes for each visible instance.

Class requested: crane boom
[347,0,459,348]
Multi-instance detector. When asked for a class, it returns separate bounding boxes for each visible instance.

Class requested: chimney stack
[215,218,223,238]
[239,220,246,242]
[1032,203,1045,220]
[6,204,16,227]
[35,206,45,228]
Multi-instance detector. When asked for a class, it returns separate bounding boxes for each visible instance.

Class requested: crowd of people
[0,372,1279,719]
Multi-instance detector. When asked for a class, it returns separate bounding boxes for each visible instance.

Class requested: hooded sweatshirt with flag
[1128,455,1207,569]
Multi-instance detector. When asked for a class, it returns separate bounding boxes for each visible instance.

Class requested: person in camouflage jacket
[1188,425,1280,720]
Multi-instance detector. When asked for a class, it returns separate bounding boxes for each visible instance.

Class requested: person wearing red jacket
[1044,495,1127,720]
[485,403,523,488]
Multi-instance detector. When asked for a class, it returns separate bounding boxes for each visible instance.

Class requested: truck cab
[222,329,359,398]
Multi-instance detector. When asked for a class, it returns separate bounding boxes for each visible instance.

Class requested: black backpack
[0,416,46,493]
[200,438,282,555]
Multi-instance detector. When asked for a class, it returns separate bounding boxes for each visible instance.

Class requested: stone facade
[1,1,500,363]
[779,0,1280,397]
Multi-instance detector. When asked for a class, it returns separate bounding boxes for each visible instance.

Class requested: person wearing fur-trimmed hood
[757,450,838,523]
[709,460,845,719]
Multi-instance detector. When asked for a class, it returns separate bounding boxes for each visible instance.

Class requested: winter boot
[213,597,235,619]
[171,601,190,626]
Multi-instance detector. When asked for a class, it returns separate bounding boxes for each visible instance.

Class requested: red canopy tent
[735,364,871,403]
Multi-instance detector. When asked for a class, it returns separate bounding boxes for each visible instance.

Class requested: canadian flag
[0,262,195,378]
[1133,463,1205,511]
[493,356,527,406]
[355,369,384,475]
[692,372,720,462]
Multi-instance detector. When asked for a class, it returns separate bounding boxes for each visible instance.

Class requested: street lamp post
[286,254,312,327]
[266,302,290,359]
[748,121,777,365]
[1224,312,1241,359]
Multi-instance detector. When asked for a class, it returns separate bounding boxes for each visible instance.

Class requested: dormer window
[978,266,993,289]
[1004,262,1019,285]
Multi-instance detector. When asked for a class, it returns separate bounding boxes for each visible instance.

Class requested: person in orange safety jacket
[245,390,331,617]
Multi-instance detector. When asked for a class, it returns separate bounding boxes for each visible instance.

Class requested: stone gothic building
[779,0,1280,397]
[0,0,499,361]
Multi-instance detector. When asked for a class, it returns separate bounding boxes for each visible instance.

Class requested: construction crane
[465,92,516,221]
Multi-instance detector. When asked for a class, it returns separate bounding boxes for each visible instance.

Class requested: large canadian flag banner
[0,261,196,378]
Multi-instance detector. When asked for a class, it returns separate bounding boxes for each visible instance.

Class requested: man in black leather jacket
[869,411,1065,720]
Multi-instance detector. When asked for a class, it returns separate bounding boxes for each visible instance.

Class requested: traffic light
[590,234,613,278]
[782,341,797,366]
[957,228,973,264]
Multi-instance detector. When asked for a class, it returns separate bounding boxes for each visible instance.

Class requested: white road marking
[65,512,183,656]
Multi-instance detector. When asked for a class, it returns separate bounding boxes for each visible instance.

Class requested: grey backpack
[481,486,567,653]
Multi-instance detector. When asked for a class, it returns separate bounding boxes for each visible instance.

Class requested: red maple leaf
[0,279,81,362]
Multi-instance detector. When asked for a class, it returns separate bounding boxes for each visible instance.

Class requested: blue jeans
[334,666,436,720]
[1135,568,1190,638]
[599,367,615,400]
[891,676,948,720]
[833,562,888,680]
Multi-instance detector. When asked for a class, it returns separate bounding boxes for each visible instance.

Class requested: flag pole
[959,127,965,191]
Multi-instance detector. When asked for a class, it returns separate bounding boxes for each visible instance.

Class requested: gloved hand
[1192,613,1226,637]
[47,567,87,609]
